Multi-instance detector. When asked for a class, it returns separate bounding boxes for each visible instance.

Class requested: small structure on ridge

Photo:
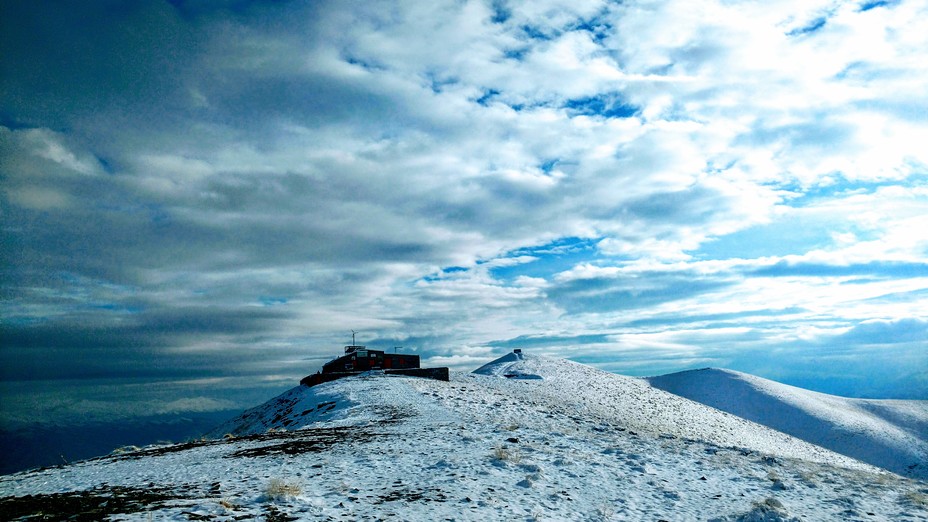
[300,342,449,387]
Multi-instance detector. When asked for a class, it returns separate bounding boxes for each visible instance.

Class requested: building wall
[322,350,420,373]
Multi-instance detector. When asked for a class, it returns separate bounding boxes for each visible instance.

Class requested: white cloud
[2,0,927,412]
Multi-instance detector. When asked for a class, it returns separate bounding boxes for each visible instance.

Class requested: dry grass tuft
[595,501,615,521]
[491,444,522,464]
[111,445,142,455]
[903,491,928,508]
[266,478,302,500]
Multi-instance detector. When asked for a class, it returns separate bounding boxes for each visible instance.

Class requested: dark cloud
[0,305,293,381]
[726,332,928,399]
[624,307,809,329]
[0,1,200,130]
[621,185,731,223]
[488,333,613,350]
[547,273,734,314]
[832,318,928,345]
[749,261,928,278]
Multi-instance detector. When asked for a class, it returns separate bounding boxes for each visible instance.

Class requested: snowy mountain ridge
[647,367,928,480]
[1,353,926,521]
[471,354,878,468]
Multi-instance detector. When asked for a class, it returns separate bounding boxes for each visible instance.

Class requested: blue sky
[1,0,927,431]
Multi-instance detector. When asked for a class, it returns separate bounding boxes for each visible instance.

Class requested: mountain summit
[2,354,926,520]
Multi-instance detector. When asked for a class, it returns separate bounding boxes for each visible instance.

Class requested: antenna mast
[351,330,357,346]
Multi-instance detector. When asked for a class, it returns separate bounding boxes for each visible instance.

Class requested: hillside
[647,368,928,480]
[1,354,926,521]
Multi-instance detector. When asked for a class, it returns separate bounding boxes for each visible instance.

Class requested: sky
[1,0,927,433]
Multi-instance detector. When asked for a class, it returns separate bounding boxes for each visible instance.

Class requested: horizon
[1,0,926,463]
[0,354,920,477]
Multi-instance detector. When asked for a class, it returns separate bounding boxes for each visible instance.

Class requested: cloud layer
[2,0,926,417]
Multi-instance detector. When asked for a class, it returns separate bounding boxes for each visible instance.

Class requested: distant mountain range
[647,367,927,479]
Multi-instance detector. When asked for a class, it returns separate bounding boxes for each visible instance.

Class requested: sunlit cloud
[2,0,926,420]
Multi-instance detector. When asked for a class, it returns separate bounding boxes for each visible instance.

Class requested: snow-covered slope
[472,353,874,468]
[647,368,928,480]
[2,355,926,521]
